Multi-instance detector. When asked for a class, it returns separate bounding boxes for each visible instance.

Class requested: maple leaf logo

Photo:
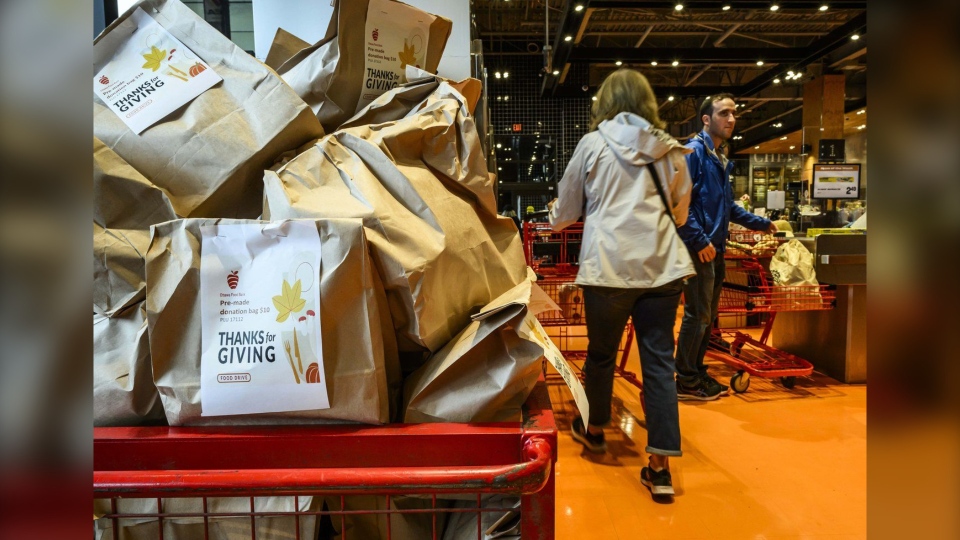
[272,279,305,323]
[141,45,167,72]
[398,39,417,69]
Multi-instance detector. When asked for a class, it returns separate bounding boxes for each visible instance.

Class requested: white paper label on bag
[94,7,222,134]
[199,222,329,417]
[357,0,431,111]
[518,313,590,424]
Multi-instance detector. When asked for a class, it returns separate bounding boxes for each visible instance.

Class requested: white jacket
[549,113,696,289]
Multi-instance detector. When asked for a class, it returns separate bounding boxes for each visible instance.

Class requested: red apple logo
[227,270,239,289]
[372,28,379,41]
[99,75,109,85]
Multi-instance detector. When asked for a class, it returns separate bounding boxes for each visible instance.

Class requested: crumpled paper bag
[264,27,311,71]
[770,239,819,287]
[263,83,526,355]
[402,279,546,423]
[276,0,452,133]
[94,0,324,219]
[94,496,319,540]
[94,137,174,426]
[145,218,399,425]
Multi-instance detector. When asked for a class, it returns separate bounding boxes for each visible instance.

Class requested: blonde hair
[589,69,665,131]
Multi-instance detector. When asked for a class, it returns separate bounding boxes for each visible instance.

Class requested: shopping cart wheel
[780,376,797,389]
[730,371,750,393]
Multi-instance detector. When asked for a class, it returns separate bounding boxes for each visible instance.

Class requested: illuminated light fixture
[672,60,680,67]
[780,136,788,140]
[857,124,866,130]
[615,60,623,66]
[787,70,795,77]
[668,95,675,101]
[498,167,502,171]
[496,143,502,148]
[757,60,765,66]
[574,4,584,12]
[819,4,829,11]
[790,145,796,149]
[591,96,597,101]
[504,95,509,101]
[794,73,802,79]
[722,4,732,10]
[674,3,684,11]
[503,71,509,78]
[552,69,560,75]
[564,35,573,42]
[770,3,780,12]
[651,61,658,66]
[755,146,761,149]
[851,33,860,40]
[494,71,501,79]
[773,78,781,84]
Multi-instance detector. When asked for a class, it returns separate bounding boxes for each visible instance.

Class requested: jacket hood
[597,112,691,166]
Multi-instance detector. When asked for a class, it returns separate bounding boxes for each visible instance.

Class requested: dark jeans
[676,254,726,385]
[582,281,683,456]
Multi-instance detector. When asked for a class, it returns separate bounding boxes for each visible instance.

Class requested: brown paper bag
[263,84,526,354]
[145,218,399,425]
[402,280,545,423]
[277,0,452,133]
[94,0,324,219]
[94,138,175,426]
[264,27,311,71]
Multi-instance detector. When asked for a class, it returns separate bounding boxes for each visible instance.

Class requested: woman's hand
[547,198,557,211]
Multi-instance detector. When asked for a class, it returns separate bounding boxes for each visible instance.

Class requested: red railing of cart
[94,381,558,540]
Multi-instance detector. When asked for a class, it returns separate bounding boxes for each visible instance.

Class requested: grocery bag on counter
[264,27,312,71]
[93,138,175,426]
[770,239,819,287]
[263,83,526,355]
[403,277,591,424]
[94,0,324,219]
[94,497,320,540]
[145,218,399,426]
[277,0,452,133]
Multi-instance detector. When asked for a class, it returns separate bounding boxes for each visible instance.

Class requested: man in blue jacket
[676,94,777,400]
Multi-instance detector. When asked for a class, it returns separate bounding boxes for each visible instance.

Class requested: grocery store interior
[94,1,866,539]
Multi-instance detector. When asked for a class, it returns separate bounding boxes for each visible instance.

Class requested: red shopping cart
[523,222,582,278]
[93,380,557,540]
[707,260,837,392]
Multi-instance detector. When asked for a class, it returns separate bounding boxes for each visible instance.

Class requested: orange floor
[546,326,867,540]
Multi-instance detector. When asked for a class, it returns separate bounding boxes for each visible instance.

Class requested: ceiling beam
[570,47,807,63]
[634,25,653,47]
[588,1,867,9]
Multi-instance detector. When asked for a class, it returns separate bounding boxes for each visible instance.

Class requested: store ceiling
[739,106,866,154]
[472,0,867,153]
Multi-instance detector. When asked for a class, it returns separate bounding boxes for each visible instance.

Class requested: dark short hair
[699,93,736,121]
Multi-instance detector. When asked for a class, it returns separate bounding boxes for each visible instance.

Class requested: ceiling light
[574,4,584,12]
[857,109,865,115]
[755,146,761,149]
[857,124,866,130]
[773,78,781,84]
[615,60,623,66]
[787,70,795,77]
[498,167,502,171]
[552,70,560,75]
[793,73,802,79]
[757,60,765,66]
[672,60,680,67]
[504,95,509,101]
[591,96,597,101]
[851,33,860,40]
[780,136,788,140]
[770,3,780,11]
[722,4,731,10]
[503,71,509,78]
[564,35,573,42]
[790,145,796,149]
[819,4,829,11]
[496,143,502,148]
[675,3,684,11]
[495,71,501,79]
[651,61,658,66]
[668,95,675,101]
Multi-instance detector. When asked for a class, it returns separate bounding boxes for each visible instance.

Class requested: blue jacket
[678,130,771,254]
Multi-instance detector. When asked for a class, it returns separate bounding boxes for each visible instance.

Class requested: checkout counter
[772,233,867,383]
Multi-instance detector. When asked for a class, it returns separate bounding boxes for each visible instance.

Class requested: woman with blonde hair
[548,69,695,498]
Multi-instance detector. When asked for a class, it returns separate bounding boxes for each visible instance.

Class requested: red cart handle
[94,437,553,498]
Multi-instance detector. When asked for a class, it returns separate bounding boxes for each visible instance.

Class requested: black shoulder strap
[645,162,680,231]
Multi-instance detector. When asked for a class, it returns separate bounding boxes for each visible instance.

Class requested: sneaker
[640,466,675,497]
[676,379,721,401]
[702,374,730,395]
[571,417,607,454]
